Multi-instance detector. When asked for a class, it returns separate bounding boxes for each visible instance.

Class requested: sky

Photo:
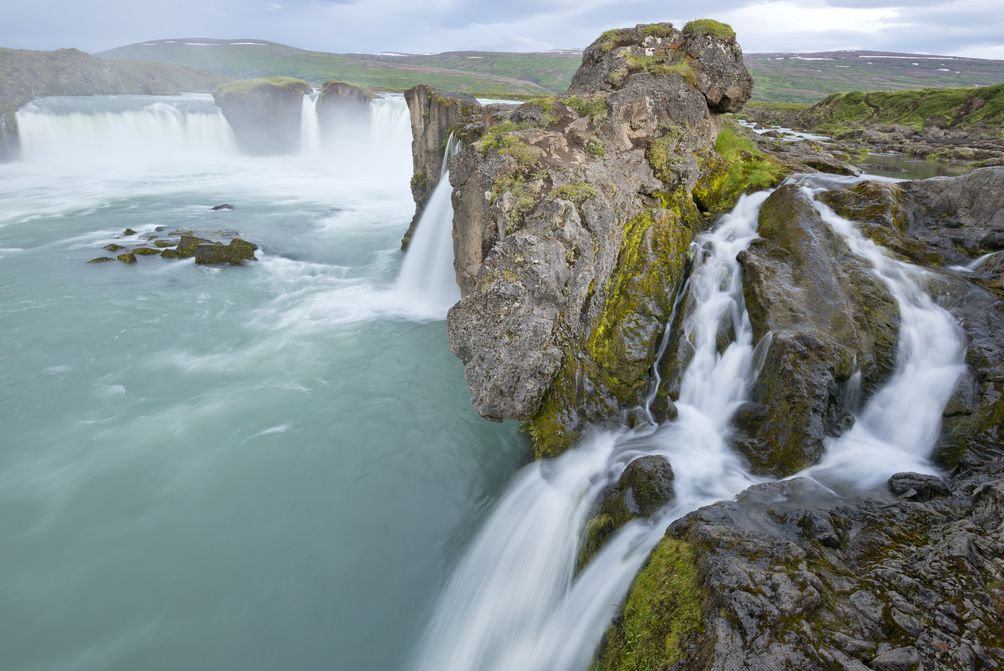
[3,0,1004,59]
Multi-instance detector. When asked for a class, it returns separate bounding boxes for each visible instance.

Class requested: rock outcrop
[402,84,482,249]
[436,21,775,456]
[734,185,900,475]
[213,77,311,154]
[316,80,371,141]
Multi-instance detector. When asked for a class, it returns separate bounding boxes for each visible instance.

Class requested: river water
[0,94,527,671]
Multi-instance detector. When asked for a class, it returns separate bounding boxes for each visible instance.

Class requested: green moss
[564,95,608,123]
[527,96,561,125]
[647,130,684,184]
[622,55,697,86]
[410,169,428,194]
[598,28,635,53]
[215,76,310,97]
[132,247,160,256]
[552,182,599,205]
[475,121,542,169]
[693,124,787,213]
[491,174,542,231]
[682,19,736,41]
[640,23,675,38]
[595,538,703,671]
[585,138,606,156]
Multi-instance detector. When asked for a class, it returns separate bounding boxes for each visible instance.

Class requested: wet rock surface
[86,227,259,267]
[735,184,900,475]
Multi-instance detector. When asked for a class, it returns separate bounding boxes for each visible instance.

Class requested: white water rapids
[411,176,968,670]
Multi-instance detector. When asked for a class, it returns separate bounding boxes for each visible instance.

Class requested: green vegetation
[552,182,598,204]
[595,538,703,670]
[215,76,310,97]
[598,29,636,54]
[490,174,541,232]
[694,124,787,213]
[647,131,683,184]
[475,121,543,169]
[807,83,1004,135]
[682,19,736,41]
[585,138,606,157]
[564,94,608,123]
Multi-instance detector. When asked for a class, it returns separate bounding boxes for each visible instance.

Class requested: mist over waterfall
[395,135,462,315]
[16,95,237,161]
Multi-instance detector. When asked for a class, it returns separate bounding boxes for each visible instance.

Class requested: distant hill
[745,51,1004,102]
[99,39,1004,104]
[99,39,560,98]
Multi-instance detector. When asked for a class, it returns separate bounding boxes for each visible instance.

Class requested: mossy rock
[132,247,160,256]
[153,239,178,248]
[87,256,114,264]
[176,235,213,257]
[594,537,703,670]
[116,253,137,264]
[694,124,787,214]
[682,19,736,41]
[103,243,125,252]
[122,228,137,236]
[160,249,182,260]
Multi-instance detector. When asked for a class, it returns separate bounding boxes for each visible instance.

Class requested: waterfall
[799,179,967,488]
[300,92,321,156]
[410,177,970,670]
[394,136,462,315]
[410,192,770,671]
[15,95,236,162]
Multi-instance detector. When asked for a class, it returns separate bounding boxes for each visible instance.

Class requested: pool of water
[0,95,528,671]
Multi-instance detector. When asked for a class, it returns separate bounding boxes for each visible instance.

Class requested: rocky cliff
[213,77,311,154]
[402,84,482,249]
[0,46,222,160]
[316,80,372,142]
[436,21,781,456]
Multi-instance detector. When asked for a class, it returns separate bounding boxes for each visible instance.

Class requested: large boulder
[402,85,482,249]
[213,77,311,154]
[316,80,371,141]
[441,21,771,456]
[735,185,900,475]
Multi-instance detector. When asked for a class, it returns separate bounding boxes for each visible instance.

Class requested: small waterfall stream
[300,92,322,156]
[394,136,462,314]
[412,175,970,670]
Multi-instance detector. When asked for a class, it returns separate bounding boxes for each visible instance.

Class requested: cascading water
[410,192,770,671]
[394,135,462,315]
[300,91,322,156]
[412,174,970,670]
[796,177,967,488]
[15,94,236,162]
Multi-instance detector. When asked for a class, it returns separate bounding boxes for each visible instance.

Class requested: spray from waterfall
[394,135,462,315]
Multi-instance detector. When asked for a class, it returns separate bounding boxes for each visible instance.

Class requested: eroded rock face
[442,21,763,455]
[213,78,311,155]
[316,80,371,142]
[402,85,482,249]
[735,185,900,475]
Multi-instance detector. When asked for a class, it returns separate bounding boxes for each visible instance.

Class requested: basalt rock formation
[316,80,372,142]
[402,84,481,249]
[213,77,311,154]
[436,21,780,456]
[0,46,222,161]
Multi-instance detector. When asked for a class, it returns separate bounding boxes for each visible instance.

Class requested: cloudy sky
[3,0,1003,59]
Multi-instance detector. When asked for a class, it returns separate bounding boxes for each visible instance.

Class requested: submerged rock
[116,252,136,264]
[194,238,258,265]
[122,228,137,236]
[103,243,125,252]
[211,203,234,211]
[213,77,311,155]
[132,247,160,256]
[87,256,114,264]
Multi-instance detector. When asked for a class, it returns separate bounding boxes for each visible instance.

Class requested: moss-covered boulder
[440,21,758,456]
[176,235,213,257]
[734,185,900,475]
[194,238,258,265]
[213,77,311,154]
[116,252,137,264]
